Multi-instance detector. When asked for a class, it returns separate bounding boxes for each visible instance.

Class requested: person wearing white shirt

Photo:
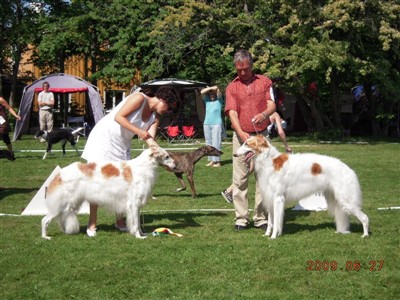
[37,81,55,132]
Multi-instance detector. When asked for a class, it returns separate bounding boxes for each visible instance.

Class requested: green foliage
[1,135,399,299]
[4,1,400,135]
[309,128,344,141]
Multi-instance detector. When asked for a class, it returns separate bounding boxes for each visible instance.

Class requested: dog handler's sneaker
[221,190,233,203]
[86,227,97,237]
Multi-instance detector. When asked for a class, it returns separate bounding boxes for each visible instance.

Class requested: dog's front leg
[271,196,285,239]
[73,145,79,156]
[43,144,52,159]
[174,173,187,192]
[186,172,197,198]
[265,211,273,237]
[127,203,146,239]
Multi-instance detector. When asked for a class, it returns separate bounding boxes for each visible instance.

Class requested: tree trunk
[330,73,341,127]
[294,94,315,132]
[300,95,325,131]
[9,46,22,107]
[58,49,65,73]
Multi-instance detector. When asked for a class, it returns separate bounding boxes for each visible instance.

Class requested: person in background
[201,85,224,167]
[267,111,292,153]
[0,96,21,158]
[223,49,276,230]
[82,87,179,237]
[37,81,54,134]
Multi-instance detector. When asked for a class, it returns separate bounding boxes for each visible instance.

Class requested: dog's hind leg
[72,144,79,156]
[58,210,80,235]
[61,140,68,157]
[339,198,369,237]
[174,173,187,192]
[69,136,80,156]
[350,208,369,237]
[334,206,350,234]
[326,192,352,235]
[126,202,146,239]
[42,214,55,240]
[334,190,369,238]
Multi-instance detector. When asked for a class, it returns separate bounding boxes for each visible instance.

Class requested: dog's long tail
[58,211,80,235]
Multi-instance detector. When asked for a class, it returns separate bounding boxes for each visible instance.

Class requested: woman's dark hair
[155,87,179,112]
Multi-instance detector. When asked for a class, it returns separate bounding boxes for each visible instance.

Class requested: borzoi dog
[234,135,369,239]
[165,145,223,197]
[35,128,82,159]
[41,145,176,240]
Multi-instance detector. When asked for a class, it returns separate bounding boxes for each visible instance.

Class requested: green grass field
[1,134,399,299]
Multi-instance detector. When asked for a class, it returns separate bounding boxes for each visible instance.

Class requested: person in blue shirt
[201,85,224,167]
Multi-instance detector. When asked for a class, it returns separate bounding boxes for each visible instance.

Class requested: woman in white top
[82,87,179,237]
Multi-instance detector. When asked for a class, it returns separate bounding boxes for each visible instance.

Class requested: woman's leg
[203,124,213,163]
[86,203,98,236]
[211,124,222,163]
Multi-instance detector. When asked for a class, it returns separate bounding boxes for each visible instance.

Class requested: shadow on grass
[153,191,229,199]
[283,208,367,235]
[87,212,227,234]
[0,187,37,199]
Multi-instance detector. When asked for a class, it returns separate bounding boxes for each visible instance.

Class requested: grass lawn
[1,133,399,299]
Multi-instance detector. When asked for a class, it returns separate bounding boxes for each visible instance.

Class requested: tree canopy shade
[13,73,104,140]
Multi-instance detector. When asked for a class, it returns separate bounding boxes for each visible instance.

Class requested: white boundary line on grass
[13,147,200,153]
[377,206,400,210]
[0,213,22,217]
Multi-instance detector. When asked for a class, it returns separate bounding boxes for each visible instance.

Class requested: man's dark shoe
[235,224,247,230]
[256,224,268,230]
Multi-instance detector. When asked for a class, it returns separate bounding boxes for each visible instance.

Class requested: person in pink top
[224,49,276,230]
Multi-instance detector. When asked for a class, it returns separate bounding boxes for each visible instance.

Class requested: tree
[22,0,400,136]
[1,0,39,106]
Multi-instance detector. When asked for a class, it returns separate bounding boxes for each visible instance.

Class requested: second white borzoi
[235,135,369,239]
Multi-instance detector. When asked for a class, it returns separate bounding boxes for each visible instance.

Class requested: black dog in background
[35,128,81,159]
[0,150,15,161]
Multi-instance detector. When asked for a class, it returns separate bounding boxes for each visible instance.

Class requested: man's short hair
[233,49,253,66]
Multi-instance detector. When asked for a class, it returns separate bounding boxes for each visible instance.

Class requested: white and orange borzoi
[41,145,176,240]
[235,135,369,239]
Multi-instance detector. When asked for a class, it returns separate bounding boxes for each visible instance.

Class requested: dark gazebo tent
[13,73,104,140]
[138,78,208,128]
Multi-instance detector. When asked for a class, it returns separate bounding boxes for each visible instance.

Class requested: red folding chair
[167,125,182,143]
[182,125,196,143]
